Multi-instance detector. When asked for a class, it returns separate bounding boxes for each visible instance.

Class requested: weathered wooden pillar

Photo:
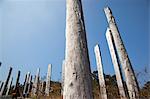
[6,77,13,95]
[104,7,139,99]
[64,0,93,98]
[23,72,30,95]
[61,60,65,96]
[0,82,4,92]
[45,64,52,96]
[23,74,27,87]
[14,71,20,91]
[40,81,44,95]
[106,28,128,99]
[94,44,107,99]
[0,67,12,96]
[27,75,32,95]
[31,75,35,94]
[32,68,40,96]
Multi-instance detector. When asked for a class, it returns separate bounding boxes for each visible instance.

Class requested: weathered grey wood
[23,72,30,95]
[61,60,65,95]
[27,75,32,95]
[94,44,107,99]
[6,77,13,95]
[0,67,12,96]
[14,71,20,91]
[23,74,27,87]
[64,0,93,98]
[32,68,40,96]
[31,75,36,94]
[104,7,139,99]
[45,64,52,96]
[0,82,4,92]
[40,81,44,94]
[106,28,128,99]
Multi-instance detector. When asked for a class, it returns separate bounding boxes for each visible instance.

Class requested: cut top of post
[104,7,115,24]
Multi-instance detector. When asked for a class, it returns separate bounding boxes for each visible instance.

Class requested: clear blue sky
[0,0,149,86]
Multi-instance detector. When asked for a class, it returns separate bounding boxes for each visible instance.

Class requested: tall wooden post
[0,82,4,92]
[0,67,12,96]
[45,64,52,96]
[32,68,40,96]
[23,74,27,87]
[104,7,139,99]
[94,44,107,99]
[40,81,44,95]
[27,75,32,95]
[6,77,13,95]
[64,0,93,98]
[14,71,20,91]
[23,72,30,95]
[61,60,65,96]
[106,28,128,99]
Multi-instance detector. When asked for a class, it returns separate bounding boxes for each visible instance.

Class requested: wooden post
[23,72,30,96]
[94,44,107,99]
[14,71,20,91]
[0,67,12,96]
[106,28,128,99]
[27,75,32,95]
[23,74,27,87]
[64,0,93,98]
[40,81,44,95]
[104,7,139,99]
[6,77,13,95]
[0,82,4,92]
[32,68,40,96]
[61,60,65,96]
[45,64,52,96]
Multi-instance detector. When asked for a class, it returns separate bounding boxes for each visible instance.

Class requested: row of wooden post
[0,64,52,98]
[93,7,139,99]
[0,0,140,99]
[63,0,139,99]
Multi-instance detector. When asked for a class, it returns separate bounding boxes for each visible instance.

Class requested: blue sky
[0,0,149,86]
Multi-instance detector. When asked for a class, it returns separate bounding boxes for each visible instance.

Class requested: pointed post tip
[94,44,100,51]
[104,7,111,12]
